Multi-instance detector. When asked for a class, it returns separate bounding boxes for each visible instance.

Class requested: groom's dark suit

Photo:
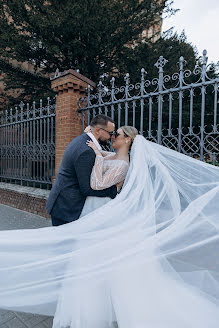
[46,133,117,226]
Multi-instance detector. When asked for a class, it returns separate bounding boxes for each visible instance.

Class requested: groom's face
[97,122,115,146]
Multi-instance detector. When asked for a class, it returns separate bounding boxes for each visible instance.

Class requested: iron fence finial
[154,56,168,69]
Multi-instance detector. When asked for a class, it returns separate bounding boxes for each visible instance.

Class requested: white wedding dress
[1,135,219,328]
[80,151,129,217]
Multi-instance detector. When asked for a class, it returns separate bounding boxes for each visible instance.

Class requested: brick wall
[0,183,50,219]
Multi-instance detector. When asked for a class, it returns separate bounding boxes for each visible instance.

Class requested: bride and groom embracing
[1,114,219,327]
[46,114,138,226]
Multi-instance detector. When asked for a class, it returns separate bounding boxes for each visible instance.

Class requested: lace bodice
[90,152,129,190]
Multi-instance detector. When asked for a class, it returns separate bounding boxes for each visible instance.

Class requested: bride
[80,125,138,217]
[0,126,219,328]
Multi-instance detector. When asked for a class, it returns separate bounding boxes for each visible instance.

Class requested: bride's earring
[125,140,128,144]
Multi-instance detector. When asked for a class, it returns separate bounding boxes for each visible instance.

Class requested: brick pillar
[51,69,95,177]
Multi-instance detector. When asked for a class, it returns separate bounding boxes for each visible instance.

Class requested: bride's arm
[84,126,115,157]
[86,140,102,157]
[87,140,128,190]
[86,141,115,158]
[90,155,128,190]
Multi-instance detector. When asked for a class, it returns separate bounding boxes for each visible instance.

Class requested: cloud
[163,0,219,63]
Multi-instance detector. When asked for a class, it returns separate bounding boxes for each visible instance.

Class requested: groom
[46,114,117,226]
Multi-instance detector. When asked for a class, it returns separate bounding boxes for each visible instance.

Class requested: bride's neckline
[105,156,129,165]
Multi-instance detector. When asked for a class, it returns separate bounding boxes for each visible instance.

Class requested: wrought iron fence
[0,98,56,189]
[78,50,219,166]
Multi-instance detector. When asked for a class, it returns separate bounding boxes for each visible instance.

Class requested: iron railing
[0,98,56,189]
[78,50,219,165]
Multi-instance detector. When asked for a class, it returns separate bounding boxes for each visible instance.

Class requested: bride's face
[111,128,128,150]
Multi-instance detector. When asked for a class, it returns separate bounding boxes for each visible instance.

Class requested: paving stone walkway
[0,204,53,328]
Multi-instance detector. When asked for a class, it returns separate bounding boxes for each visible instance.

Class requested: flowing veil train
[0,135,219,327]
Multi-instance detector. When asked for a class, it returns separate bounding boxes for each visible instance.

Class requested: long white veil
[0,135,219,327]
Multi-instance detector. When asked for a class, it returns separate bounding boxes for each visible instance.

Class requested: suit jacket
[46,133,117,223]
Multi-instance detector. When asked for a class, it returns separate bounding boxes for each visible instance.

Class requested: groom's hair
[90,114,114,127]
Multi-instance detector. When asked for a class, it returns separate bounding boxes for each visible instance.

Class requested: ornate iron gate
[79,50,219,165]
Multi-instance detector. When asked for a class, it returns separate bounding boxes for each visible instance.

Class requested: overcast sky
[162,0,219,64]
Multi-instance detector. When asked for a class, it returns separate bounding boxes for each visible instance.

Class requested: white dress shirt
[86,132,102,151]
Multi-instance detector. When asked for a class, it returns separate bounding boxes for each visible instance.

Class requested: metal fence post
[155,56,168,144]
[200,50,207,161]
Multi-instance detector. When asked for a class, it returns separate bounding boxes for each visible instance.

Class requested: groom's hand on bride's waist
[117,180,124,193]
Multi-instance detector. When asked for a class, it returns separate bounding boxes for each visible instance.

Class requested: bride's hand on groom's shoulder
[84,125,92,133]
[86,140,102,156]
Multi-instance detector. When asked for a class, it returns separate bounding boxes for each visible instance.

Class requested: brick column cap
[51,68,96,93]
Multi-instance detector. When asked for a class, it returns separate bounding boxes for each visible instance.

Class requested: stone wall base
[0,183,50,219]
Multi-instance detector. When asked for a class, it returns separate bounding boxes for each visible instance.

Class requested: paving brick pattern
[0,308,54,328]
[0,204,53,328]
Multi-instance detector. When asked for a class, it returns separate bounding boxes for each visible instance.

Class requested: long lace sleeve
[90,155,129,190]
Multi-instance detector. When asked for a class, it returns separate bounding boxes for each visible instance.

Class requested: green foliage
[2,0,215,133]
[0,59,53,105]
[112,30,198,86]
[0,0,173,107]
[100,30,218,134]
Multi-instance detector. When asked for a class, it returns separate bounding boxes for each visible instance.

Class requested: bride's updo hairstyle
[121,126,138,149]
